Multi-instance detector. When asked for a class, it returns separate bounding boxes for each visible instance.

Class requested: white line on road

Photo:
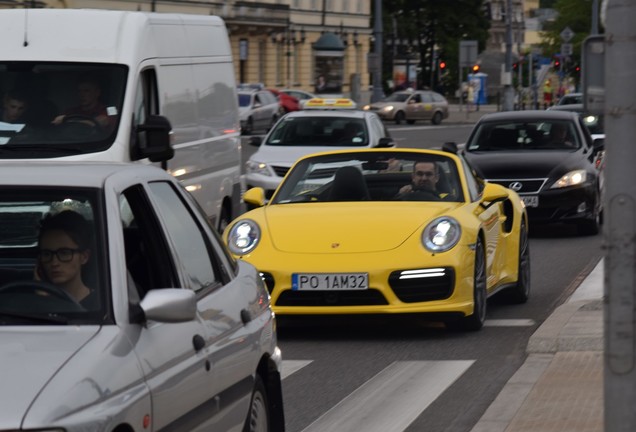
[484,319,536,327]
[300,360,474,432]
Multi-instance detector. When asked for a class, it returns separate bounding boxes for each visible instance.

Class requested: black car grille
[271,165,290,177]
[388,268,455,303]
[275,289,389,306]
[487,178,547,194]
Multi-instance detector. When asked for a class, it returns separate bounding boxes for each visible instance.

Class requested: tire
[243,375,270,432]
[507,220,530,303]
[243,118,253,135]
[577,206,601,236]
[431,111,443,125]
[447,237,487,331]
[394,111,405,125]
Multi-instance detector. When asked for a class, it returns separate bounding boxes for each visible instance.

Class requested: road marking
[300,360,474,432]
[484,319,536,327]
[281,360,313,379]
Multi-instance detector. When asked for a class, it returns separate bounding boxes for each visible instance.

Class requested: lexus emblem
[509,181,523,192]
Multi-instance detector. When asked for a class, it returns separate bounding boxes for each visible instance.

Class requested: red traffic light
[472,64,480,72]
[439,61,446,69]
[554,60,561,68]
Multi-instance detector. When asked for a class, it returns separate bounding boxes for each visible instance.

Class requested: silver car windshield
[0,188,106,325]
[0,62,127,156]
[265,116,369,147]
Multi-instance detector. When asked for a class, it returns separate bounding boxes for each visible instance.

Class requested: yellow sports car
[224,147,529,330]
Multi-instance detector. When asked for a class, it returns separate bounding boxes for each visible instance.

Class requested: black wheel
[217,204,231,234]
[577,204,601,236]
[394,111,405,125]
[431,111,443,125]
[447,237,487,331]
[0,280,84,310]
[507,220,530,303]
[243,375,270,432]
[243,118,253,135]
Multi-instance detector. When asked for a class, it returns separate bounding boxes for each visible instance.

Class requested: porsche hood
[262,203,457,253]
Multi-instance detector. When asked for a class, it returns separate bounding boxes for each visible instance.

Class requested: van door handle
[192,334,206,352]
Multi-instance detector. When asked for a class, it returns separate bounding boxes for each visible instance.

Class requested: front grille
[389,268,455,303]
[276,289,389,306]
[487,178,547,194]
[271,165,290,177]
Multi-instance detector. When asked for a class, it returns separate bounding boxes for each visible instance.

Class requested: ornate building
[2,0,372,100]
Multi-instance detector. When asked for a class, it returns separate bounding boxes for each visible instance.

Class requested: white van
[0,9,242,230]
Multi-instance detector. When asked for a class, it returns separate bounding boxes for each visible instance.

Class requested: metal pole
[371,0,384,102]
[502,0,514,111]
[592,0,599,34]
[605,0,636,430]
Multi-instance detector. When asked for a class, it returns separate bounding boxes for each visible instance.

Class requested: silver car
[0,162,284,432]
[238,89,282,135]
[363,90,449,125]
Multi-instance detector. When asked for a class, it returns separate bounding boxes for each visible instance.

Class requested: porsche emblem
[331,243,340,248]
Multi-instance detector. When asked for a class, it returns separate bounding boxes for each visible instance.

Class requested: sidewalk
[471,258,604,432]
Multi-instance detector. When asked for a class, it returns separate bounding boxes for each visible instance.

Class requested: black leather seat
[328,166,370,201]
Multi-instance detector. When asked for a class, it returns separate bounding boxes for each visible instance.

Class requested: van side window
[133,69,159,129]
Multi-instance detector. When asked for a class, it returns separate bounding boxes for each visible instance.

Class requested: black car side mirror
[133,115,174,162]
[249,136,263,146]
[377,137,395,148]
[593,137,605,151]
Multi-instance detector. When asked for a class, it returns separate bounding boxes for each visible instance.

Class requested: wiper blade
[0,310,69,324]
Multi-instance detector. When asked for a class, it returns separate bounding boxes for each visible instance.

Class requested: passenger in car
[36,210,97,308]
[0,88,29,124]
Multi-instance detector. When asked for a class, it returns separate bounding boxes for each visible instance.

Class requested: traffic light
[554,59,561,68]
[472,64,480,73]
[439,60,446,70]
[513,62,518,70]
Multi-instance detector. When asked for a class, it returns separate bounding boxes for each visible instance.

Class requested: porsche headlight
[228,219,261,255]
[422,217,461,253]
[382,105,395,113]
[246,160,271,177]
[551,170,587,189]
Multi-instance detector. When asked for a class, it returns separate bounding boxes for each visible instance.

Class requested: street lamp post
[271,25,305,88]
[371,0,384,102]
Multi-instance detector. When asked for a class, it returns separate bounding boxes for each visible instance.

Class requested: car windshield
[382,93,410,103]
[265,116,369,147]
[238,93,252,107]
[0,188,108,325]
[558,94,582,105]
[466,120,582,151]
[272,151,464,204]
[0,62,127,157]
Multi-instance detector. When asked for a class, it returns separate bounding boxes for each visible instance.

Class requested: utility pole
[592,0,599,34]
[371,0,384,102]
[605,0,636,429]
[502,0,514,111]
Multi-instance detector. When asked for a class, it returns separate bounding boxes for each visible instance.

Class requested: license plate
[521,195,539,207]
[292,273,369,290]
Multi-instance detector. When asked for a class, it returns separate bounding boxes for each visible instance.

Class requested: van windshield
[0,62,127,158]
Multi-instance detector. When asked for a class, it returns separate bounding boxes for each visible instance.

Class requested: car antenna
[23,9,29,47]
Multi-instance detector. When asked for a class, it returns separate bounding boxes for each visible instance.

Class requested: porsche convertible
[224,147,530,331]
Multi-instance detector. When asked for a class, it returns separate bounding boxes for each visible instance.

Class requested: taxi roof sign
[304,98,357,110]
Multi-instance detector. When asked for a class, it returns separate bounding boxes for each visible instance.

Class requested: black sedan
[461,110,604,235]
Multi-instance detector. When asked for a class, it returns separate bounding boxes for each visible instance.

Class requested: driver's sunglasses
[38,248,83,263]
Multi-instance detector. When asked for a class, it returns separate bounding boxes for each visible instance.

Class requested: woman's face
[39,229,89,287]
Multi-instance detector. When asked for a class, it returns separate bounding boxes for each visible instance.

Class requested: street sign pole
[605,1,636,429]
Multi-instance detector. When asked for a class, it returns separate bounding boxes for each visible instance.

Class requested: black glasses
[38,248,83,263]
[414,170,436,178]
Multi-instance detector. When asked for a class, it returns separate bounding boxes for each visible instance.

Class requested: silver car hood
[0,327,99,429]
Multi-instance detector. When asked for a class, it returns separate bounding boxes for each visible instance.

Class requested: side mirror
[593,137,605,151]
[442,142,458,154]
[133,115,174,162]
[480,182,509,209]
[140,288,196,323]
[249,136,263,146]
[243,187,266,209]
[377,137,395,148]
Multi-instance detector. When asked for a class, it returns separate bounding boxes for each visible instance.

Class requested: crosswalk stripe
[281,360,313,379]
[300,360,474,432]
[484,319,536,327]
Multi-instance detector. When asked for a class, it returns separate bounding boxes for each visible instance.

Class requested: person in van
[51,74,116,132]
[1,88,29,124]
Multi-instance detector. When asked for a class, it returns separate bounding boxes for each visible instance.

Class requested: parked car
[363,89,449,125]
[0,162,284,432]
[226,147,530,331]
[268,88,301,113]
[238,89,281,135]
[555,92,583,106]
[279,89,317,109]
[245,99,395,198]
[461,110,605,235]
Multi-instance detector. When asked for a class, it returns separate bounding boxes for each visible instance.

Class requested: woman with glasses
[36,210,95,307]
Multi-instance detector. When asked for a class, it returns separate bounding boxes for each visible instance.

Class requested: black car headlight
[228,219,261,255]
[422,217,461,252]
[550,170,587,189]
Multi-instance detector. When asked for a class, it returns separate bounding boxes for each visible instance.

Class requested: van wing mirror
[133,115,174,162]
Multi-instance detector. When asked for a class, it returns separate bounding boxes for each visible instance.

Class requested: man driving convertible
[395,161,449,201]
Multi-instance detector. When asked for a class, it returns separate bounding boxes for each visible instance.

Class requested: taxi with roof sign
[245,98,395,198]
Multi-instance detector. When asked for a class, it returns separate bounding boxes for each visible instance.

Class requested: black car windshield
[272,151,464,204]
[467,120,582,151]
[265,116,369,147]
[0,188,108,325]
[0,62,127,158]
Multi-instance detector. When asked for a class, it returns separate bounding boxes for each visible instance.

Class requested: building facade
[2,0,372,100]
